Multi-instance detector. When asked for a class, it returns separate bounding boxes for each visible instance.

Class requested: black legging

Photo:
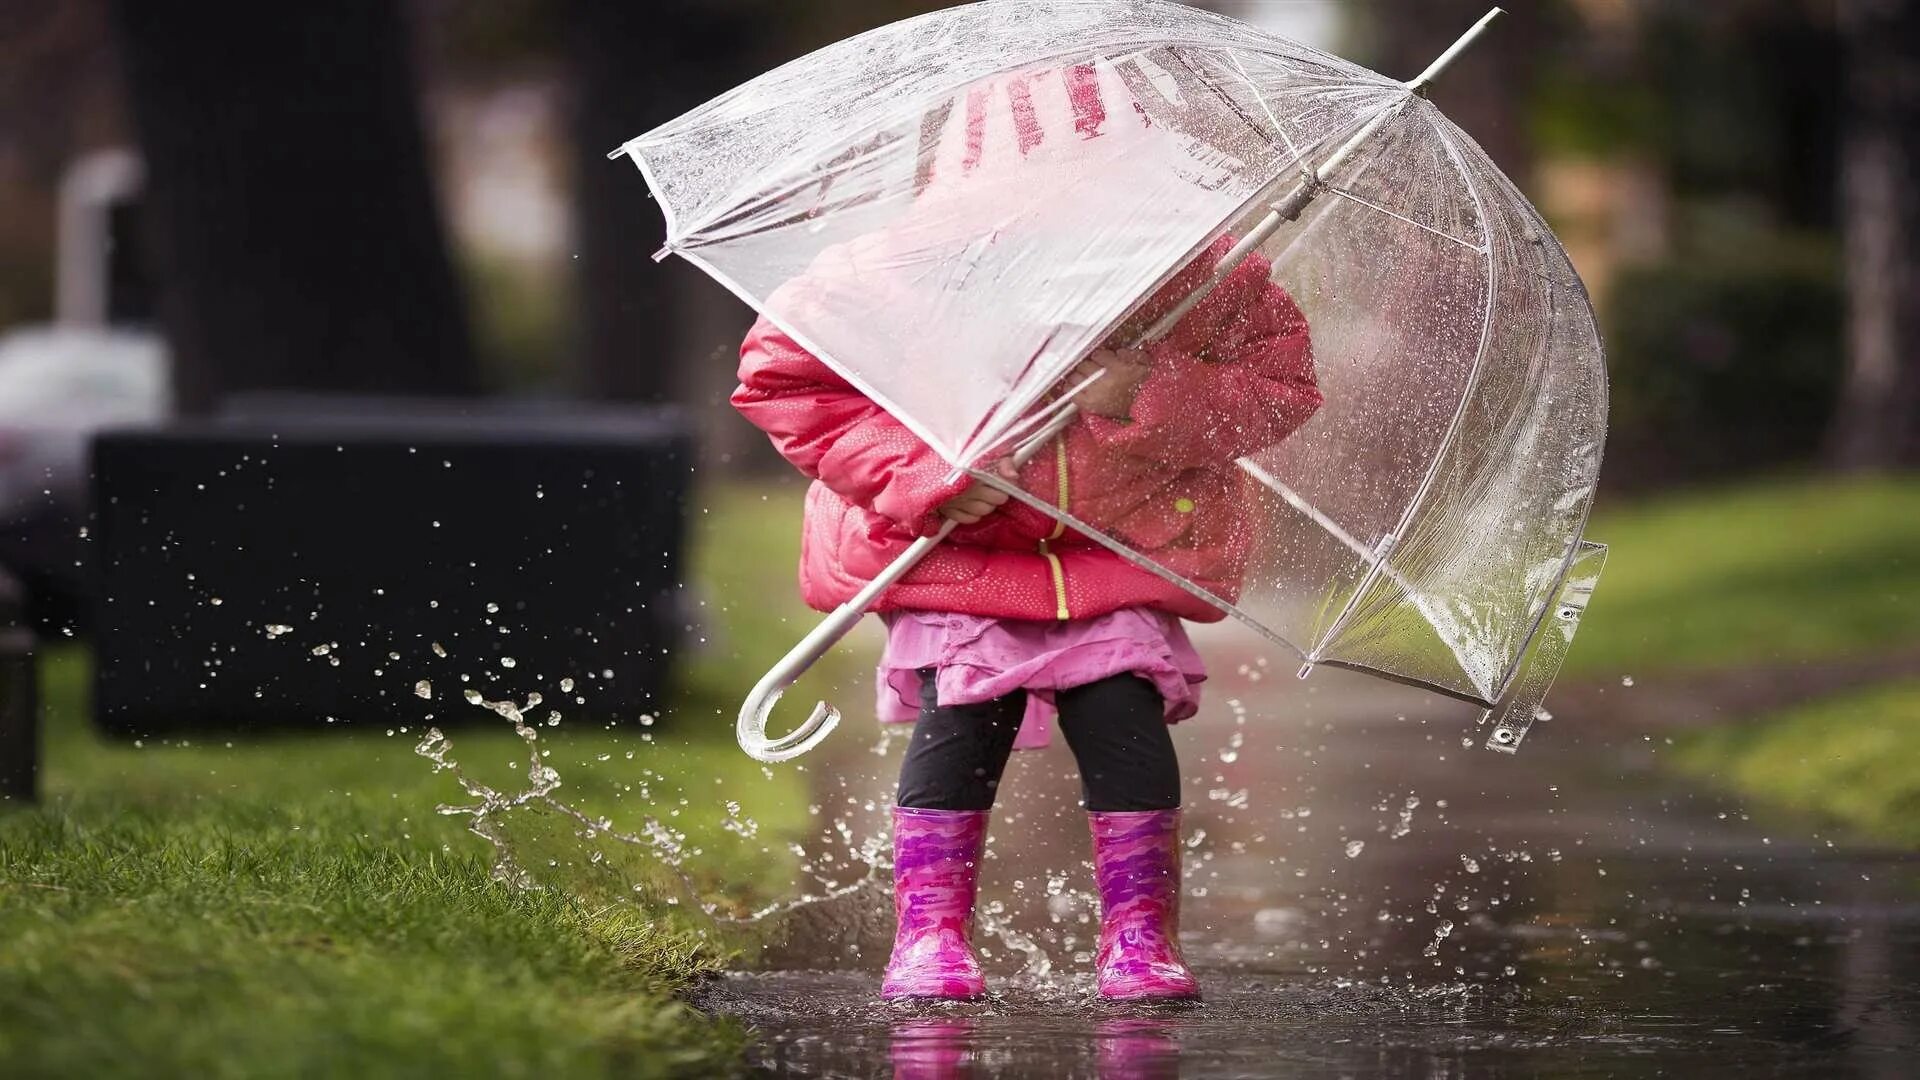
[895,670,1182,812]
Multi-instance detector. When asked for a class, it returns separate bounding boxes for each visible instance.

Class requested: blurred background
[2,0,1910,503]
[4,0,1910,730]
[1,1,1917,1076]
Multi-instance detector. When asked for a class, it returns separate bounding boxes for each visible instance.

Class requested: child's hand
[1070,348,1150,419]
[938,460,1018,524]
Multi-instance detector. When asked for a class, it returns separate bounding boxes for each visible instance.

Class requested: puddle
[389,631,1919,1078]
[705,666,1920,1078]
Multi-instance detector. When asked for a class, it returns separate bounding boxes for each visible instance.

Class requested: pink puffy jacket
[732,237,1321,623]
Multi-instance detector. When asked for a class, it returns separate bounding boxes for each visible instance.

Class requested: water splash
[414,685,884,925]
[1390,794,1421,839]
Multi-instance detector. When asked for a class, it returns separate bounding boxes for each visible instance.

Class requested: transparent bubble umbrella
[611,1,1607,762]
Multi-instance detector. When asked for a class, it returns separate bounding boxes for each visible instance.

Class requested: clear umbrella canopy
[615,0,1608,753]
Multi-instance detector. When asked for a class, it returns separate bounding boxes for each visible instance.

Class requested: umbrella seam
[1484,209,1599,704]
[1306,100,1501,697]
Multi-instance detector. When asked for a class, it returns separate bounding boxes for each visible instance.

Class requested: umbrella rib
[1234,457,1420,598]
[1223,52,1318,188]
[976,469,1310,660]
[1321,185,1486,252]
[1166,47,1284,156]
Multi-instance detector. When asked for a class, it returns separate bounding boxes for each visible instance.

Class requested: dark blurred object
[1831,0,1920,470]
[0,0,128,334]
[106,0,479,411]
[565,0,770,403]
[0,568,39,805]
[1605,246,1844,487]
[88,398,691,737]
[55,149,153,329]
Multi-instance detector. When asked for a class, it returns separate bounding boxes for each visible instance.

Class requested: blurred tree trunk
[565,0,772,404]
[1361,0,1539,186]
[1830,0,1920,470]
[108,0,478,412]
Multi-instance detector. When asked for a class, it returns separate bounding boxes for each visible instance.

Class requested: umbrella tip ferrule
[1403,6,1506,94]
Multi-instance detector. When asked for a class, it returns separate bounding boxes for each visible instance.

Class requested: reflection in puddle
[1093,1018,1181,1080]
[881,1016,1184,1080]
[889,1018,976,1080]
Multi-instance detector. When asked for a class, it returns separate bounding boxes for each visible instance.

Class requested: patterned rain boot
[1089,809,1201,1001]
[882,806,990,1001]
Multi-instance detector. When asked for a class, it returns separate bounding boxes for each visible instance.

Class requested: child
[733,235,1320,1001]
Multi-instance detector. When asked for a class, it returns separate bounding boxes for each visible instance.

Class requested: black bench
[89,399,692,736]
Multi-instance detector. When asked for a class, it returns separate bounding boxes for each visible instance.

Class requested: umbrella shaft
[1139,7,1502,345]
[1139,99,1407,344]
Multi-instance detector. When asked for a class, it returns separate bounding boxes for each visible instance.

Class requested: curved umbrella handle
[736,409,1080,762]
[737,524,954,762]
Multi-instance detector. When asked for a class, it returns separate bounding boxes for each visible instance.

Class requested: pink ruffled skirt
[876,607,1206,750]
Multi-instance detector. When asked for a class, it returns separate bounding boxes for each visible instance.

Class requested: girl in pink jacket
[732,69,1321,1003]
[735,238,1319,1002]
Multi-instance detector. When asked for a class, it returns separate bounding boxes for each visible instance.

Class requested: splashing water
[1390,794,1421,839]
[391,657,1054,980]
[413,684,883,926]
[255,613,1489,986]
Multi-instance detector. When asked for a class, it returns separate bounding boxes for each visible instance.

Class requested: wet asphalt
[701,659,1920,1079]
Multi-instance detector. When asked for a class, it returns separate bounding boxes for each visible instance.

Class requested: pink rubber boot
[882,806,989,1000]
[1089,809,1201,1001]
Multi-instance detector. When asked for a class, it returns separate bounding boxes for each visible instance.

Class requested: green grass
[0,482,832,1079]
[1569,472,1920,678]
[1671,680,1920,847]
[1575,473,1920,847]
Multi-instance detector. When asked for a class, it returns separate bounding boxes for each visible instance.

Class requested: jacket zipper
[1037,435,1070,620]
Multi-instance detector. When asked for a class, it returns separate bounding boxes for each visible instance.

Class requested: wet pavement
[699,654,1920,1078]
